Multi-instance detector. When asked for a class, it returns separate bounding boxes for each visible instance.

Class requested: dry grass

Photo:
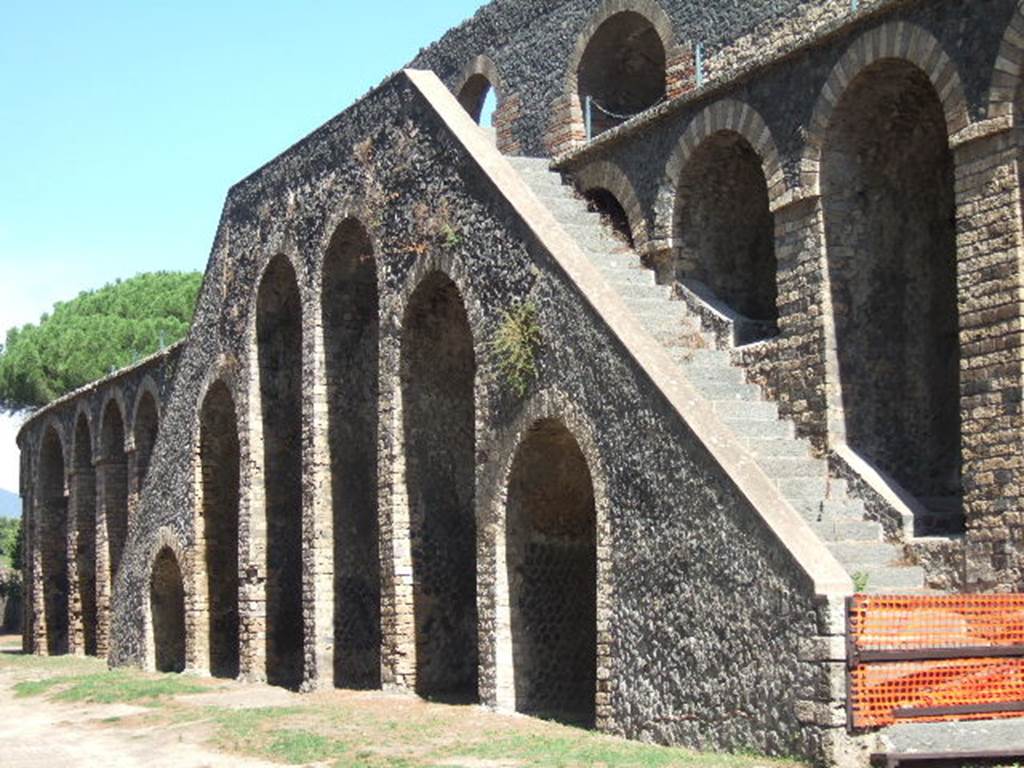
[0,635,807,768]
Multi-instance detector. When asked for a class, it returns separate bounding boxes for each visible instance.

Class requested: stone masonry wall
[15,0,1024,763]
[17,345,181,657]
[20,73,849,762]
[554,0,1024,588]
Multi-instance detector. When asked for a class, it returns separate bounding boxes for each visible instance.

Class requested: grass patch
[13,677,63,698]
[15,670,206,705]
[446,730,790,768]
[0,648,809,768]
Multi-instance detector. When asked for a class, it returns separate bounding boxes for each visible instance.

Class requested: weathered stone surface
[14,1,1024,765]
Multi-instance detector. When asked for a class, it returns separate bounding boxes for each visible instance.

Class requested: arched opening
[822,60,961,533]
[675,131,778,337]
[458,74,498,127]
[73,415,97,656]
[322,219,380,689]
[150,546,186,673]
[584,188,634,248]
[257,255,304,689]
[133,391,159,490]
[401,272,477,702]
[506,419,596,726]
[39,427,69,655]
[200,381,240,679]
[577,11,666,138]
[100,401,129,582]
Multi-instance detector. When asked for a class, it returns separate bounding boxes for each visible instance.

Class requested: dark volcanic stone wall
[410,0,1014,158]
[90,72,839,761]
[410,0,825,156]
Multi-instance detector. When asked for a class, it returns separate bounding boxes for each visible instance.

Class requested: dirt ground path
[0,635,278,768]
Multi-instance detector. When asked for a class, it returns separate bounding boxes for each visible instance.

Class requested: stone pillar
[475,442,511,712]
[94,453,126,657]
[66,466,84,656]
[303,302,334,692]
[952,122,1024,592]
[239,356,266,683]
[379,361,416,692]
[21,489,32,655]
[126,445,141,538]
[494,93,522,157]
[735,195,831,451]
[665,46,697,100]
[29,490,45,654]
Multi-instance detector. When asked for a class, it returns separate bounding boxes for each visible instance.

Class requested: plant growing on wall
[491,301,542,398]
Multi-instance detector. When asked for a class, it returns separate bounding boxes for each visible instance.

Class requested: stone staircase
[508,155,928,594]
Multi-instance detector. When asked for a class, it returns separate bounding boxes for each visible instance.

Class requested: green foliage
[491,302,542,399]
[0,517,21,570]
[852,571,871,593]
[0,271,202,411]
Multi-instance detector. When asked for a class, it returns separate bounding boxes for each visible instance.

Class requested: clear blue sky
[0,0,489,493]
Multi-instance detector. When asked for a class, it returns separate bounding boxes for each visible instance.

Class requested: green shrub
[491,302,542,398]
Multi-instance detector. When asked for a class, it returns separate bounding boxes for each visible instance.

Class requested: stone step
[790,495,859,519]
[682,363,746,387]
[862,565,929,592]
[818,497,866,519]
[878,719,1024,764]
[580,247,638,270]
[602,278,672,301]
[671,348,732,369]
[811,517,884,543]
[777,476,830,503]
[563,223,620,251]
[598,264,659,288]
[756,455,826,479]
[714,400,779,421]
[737,432,805,453]
[540,195,590,220]
[830,541,906,570]
[515,168,574,197]
[694,377,762,401]
[507,160,927,596]
[507,156,553,172]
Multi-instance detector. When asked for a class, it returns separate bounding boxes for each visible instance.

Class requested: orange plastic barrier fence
[848,594,1024,729]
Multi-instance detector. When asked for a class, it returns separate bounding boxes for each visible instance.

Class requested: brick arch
[192,361,242,678]
[571,160,650,252]
[316,205,381,279]
[802,21,970,195]
[393,251,485,346]
[141,527,193,673]
[248,247,306,331]
[456,54,506,105]
[130,378,161,493]
[250,248,305,690]
[318,212,381,689]
[987,2,1024,120]
[656,98,786,246]
[477,387,614,728]
[35,418,69,656]
[553,0,684,154]
[70,405,99,656]
[98,389,129,456]
[395,258,481,700]
[130,377,161,439]
[71,404,96,457]
[35,416,69,475]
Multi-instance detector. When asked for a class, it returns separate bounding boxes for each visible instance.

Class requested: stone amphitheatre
[14,0,1024,764]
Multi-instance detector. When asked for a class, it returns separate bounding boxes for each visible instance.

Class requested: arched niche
[401,271,478,702]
